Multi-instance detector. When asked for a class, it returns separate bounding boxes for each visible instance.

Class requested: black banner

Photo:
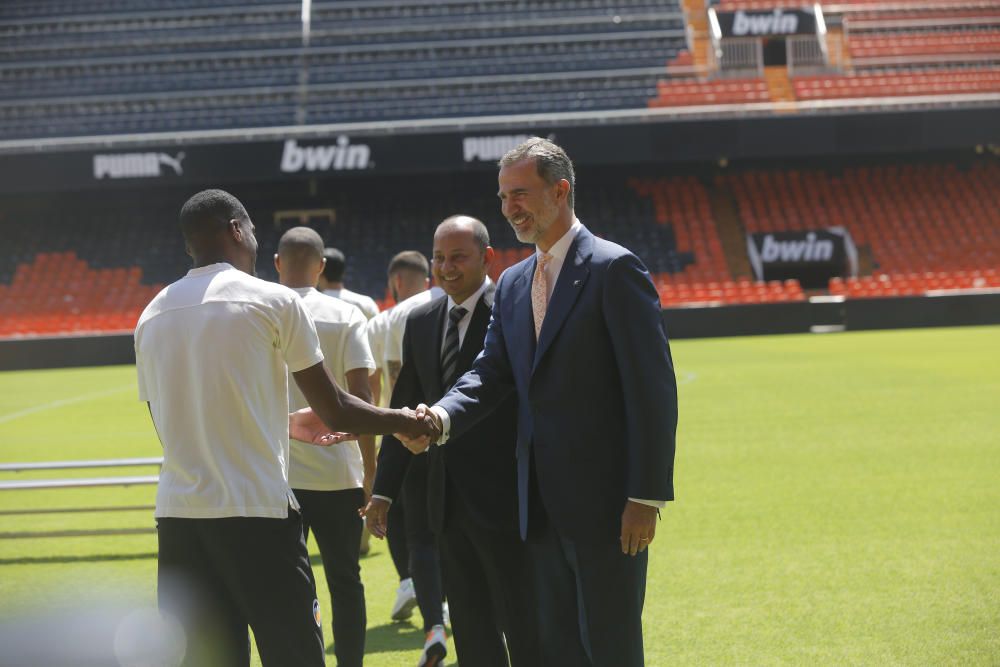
[715,8,818,37]
[0,106,997,194]
[747,228,857,288]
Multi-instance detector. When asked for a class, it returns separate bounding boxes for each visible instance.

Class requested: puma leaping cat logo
[157,152,185,175]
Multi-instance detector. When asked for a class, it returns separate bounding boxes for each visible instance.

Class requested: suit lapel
[457,294,491,375]
[418,297,447,400]
[532,228,593,373]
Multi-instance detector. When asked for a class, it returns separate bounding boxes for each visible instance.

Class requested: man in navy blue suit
[400,138,678,666]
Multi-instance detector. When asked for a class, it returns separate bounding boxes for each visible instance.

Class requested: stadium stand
[0,0,687,139]
[2,153,997,336]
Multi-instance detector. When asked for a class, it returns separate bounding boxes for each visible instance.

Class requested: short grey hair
[498,137,576,210]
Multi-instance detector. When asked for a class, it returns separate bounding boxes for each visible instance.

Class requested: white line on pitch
[0,384,134,425]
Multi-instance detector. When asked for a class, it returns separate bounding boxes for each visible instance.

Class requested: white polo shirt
[323,287,379,321]
[365,309,392,407]
[288,288,375,491]
[383,286,445,368]
[135,263,323,519]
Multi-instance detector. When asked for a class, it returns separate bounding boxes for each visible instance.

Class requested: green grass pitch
[1,325,998,665]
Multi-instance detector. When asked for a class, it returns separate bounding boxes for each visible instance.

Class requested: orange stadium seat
[0,251,162,338]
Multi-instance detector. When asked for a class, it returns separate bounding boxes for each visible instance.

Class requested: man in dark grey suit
[366,215,539,667]
[401,139,678,666]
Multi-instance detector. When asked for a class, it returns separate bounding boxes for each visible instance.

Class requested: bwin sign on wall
[280,137,372,173]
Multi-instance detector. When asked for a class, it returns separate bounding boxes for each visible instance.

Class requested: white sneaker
[417,624,447,667]
[391,577,417,621]
[441,600,450,628]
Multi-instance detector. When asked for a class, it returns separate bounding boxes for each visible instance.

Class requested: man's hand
[393,404,441,454]
[288,407,357,446]
[360,497,391,538]
[362,469,375,503]
[620,501,658,556]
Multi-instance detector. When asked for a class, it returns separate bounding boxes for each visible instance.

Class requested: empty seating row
[0,0,284,20]
[0,33,683,100]
[829,269,1000,298]
[0,72,664,139]
[793,69,1000,99]
[649,77,770,107]
[848,30,1000,58]
[655,277,805,306]
[0,251,163,338]
[2,11,682,63]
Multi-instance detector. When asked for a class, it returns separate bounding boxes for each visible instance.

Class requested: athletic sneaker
[417,624,447,667]
[391,577,417,621]
[442,600,450,628]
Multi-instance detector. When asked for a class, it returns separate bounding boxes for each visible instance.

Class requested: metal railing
[0,457,162,539]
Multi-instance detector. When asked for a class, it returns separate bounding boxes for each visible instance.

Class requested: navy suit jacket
[436,225,677,544]
[374,290,519,535]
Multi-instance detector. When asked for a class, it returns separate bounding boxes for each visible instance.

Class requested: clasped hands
[287,404,441,450]
[394,403,442,453]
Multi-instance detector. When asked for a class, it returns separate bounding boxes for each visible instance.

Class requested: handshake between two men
[288,403,442,449]
[288,403,443,540]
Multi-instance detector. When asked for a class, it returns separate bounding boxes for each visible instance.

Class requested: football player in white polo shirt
[275,227,374,667]
[135,190,436,667]
[318,246,380,321]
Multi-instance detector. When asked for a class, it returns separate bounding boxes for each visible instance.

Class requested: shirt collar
[446,277,491,314]
[537,218,583,262]
[291,287,317,297]
[186,262,233,277]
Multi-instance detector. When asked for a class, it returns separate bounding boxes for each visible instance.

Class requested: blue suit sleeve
[603,253,677,501]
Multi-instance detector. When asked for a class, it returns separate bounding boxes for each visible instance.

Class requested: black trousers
[156,510,325,667]
[386,494,410,580]
[295,487,366,667]
[439,486,542,667]
[401,453,444,632]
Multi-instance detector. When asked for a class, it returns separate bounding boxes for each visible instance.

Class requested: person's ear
[555,179,571,203]
[483,246,496,268]
[228,219,243,242]
[273,253,281,273]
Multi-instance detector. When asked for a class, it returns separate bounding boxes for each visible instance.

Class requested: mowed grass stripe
[0,325,997,665]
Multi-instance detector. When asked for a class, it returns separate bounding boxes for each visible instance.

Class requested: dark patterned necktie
[441,305,467,390]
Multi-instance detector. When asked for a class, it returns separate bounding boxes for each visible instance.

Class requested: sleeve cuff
[629,497,667,509]
[430,405,451,444]
[371,494,393,505]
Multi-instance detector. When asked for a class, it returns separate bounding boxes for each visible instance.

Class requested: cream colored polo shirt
[288,288,374,491]
[135,263,323,519]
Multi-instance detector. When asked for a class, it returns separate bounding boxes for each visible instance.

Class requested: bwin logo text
[280,138,373,173]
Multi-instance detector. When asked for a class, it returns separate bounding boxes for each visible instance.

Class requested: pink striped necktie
[531,252,553,340]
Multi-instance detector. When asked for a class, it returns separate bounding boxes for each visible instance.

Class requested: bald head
[434,215,489,251]
[275,226,325,288]
[432,214,493,304]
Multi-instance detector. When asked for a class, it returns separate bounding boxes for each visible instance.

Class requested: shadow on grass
[0,551,157,566]
[349,620,423,655]
[309,550,383,569]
